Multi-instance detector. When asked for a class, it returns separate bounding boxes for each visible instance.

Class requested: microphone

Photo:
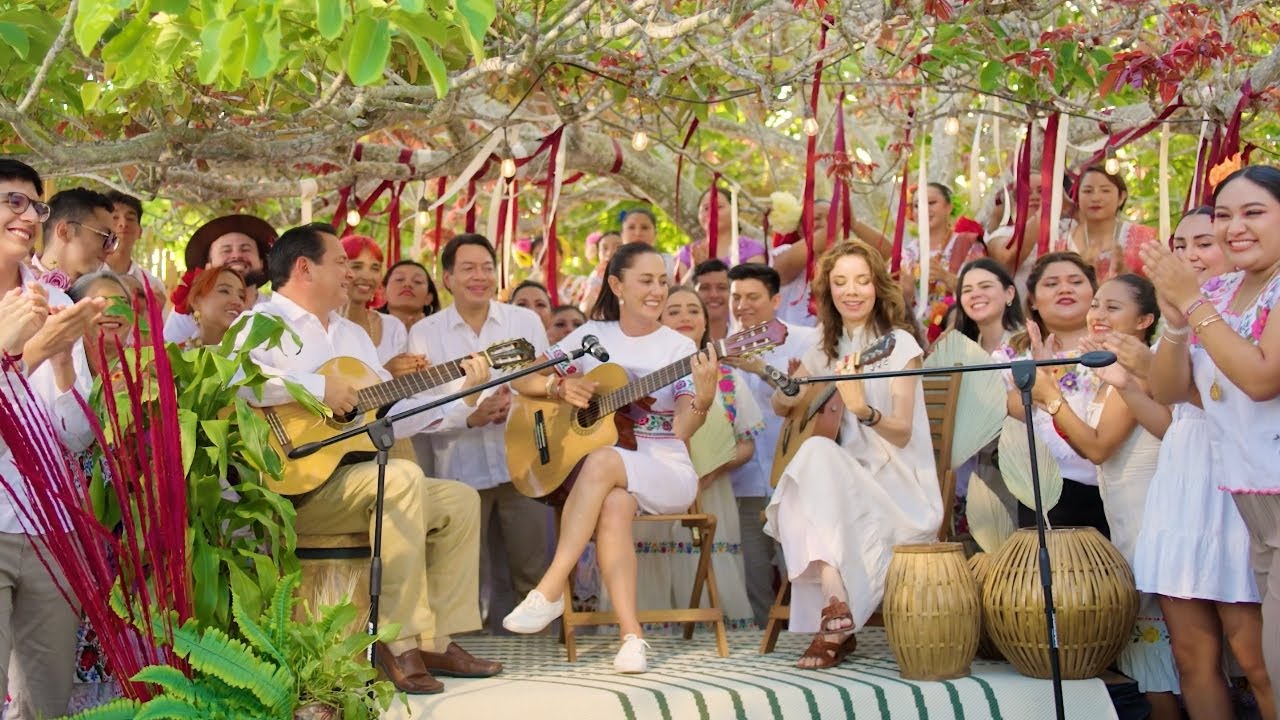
[1077,350,1117,368]
[763,364,801,397]
[582,335,610,362]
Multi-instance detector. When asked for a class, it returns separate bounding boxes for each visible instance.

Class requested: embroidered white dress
[765,328,942,632]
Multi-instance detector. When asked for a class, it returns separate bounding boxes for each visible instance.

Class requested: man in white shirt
[693,259,731,342]
[725,263,817,627]
[239,223,500,694]
[164,214,275,343]
[0,159,106,719]
[408,233,552,633]
[104,191,166,301]
[770,198,830,328]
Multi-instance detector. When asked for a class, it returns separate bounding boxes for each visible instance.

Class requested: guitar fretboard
[355,358,468,412]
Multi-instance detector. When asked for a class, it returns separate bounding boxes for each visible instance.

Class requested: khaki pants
[295,459,481,642]
[0,531,79,720]
[1233,493,1280,712]
[478,483,551,631]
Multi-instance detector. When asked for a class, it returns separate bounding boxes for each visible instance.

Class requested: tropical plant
[65,572,400,720]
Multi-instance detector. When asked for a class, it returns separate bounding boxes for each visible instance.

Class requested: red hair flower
[170,267,203,316]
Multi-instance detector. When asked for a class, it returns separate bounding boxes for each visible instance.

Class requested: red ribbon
[465,178,478,233]
[1037,113,1060,255]
[829,93,852,251]
[433,176,446,253]
[890,114,914,274]
[1006,123,1034,269]
[1185,129,1211,213]
[801,16,833,283]
[542,127,565,306]
[707,173,720,261]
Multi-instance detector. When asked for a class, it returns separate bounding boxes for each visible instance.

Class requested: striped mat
[385,629,1118,720]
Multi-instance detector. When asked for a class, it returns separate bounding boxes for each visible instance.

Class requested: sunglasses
[68,221,120,252]
[3,191,51,222]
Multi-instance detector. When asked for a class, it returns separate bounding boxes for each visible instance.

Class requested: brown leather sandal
[820,596,854,633]
[796,632,858,669]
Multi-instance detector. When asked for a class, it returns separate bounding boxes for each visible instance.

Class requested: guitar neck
[594,338,728,416]
[355,357,468,412]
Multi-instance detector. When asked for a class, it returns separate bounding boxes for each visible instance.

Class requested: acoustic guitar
[256,339,535,495]
[769,333,897,487]
[506,320,788,503]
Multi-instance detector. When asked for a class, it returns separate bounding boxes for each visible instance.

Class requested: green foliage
[67,573,399,720]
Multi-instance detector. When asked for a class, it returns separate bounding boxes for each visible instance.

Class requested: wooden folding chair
[758,372,962,654]
[560,498,730,661]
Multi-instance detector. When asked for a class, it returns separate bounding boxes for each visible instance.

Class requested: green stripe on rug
[661,652,854,720]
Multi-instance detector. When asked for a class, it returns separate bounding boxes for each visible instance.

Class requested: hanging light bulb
[501,157,517,178]
[631,130,650,151]
[802,116,820,137]
[1104,156,1120,175]
[417,210,429,225]
[346,208,361,227]
[944,115,961,136]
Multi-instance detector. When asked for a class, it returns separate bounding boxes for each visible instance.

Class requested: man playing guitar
[233,223,501,694]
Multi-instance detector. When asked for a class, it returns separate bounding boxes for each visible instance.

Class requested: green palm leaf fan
[923,330,1007,468]
[997,416,1063,519]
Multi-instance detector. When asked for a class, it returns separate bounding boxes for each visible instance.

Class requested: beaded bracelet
[859,406,881,426]
[690,402,711,416]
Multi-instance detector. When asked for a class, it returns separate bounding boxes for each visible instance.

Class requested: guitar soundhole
[574,407,599,430]
[327,410,359,429]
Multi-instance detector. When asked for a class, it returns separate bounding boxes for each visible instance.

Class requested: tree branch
[17,0,78,114]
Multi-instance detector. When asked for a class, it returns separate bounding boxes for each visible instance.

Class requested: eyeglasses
[3,191,51,222]
[68,221,120,252]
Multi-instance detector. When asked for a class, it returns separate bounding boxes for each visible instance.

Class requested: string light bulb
[944,115,960,136]
[346,208,361,227]
[417,210,429,225]
[1104,156,1120,175]
[631,130,650,151]
[802,116,820,137]
[501,157,517,178]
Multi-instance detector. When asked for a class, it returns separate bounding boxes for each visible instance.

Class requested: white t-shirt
[769,243,816,328]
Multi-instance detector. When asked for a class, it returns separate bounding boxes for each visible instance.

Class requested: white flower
[770,191,802,234]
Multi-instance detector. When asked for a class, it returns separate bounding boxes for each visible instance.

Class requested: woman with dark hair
[1001,252,1106,531]
[1123,206,1272,720]
[547,305,586,345]
[508,279,553,330]
[577,231,623,314]
[340,236,419,374]
[954,257,1026,353]
[1145,164,1280,714]
[673,184,767,282]
[766,241,942,669]
[381,260,440,332]
[1065,165,1157,281]
[502,242,719,673]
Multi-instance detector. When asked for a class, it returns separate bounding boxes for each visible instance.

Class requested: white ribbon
[1049,115,1069,250]
[730,185,741,268]
[425,133,505,211]
[916,125,930,319]
[299,178,318,224]
[969,109,984,211]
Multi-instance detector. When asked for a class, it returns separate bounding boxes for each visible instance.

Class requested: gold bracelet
[690,402,711,416]
[1194,313,1223,332]
[1161,332,1187,345]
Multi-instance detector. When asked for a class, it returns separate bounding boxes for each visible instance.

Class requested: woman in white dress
[339,236,423,375]
[1027,274,1179,717]
[619,286,759,632]
[1145,164,1280,716]
[503,242,719,673]
[766,240,942,669]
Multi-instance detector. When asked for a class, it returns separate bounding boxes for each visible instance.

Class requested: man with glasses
[32,188,117,291]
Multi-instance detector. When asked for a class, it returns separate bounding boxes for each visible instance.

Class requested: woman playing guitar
[767,241,943,670]
[501,243,719,674]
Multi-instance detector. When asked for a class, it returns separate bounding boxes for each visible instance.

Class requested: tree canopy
[2,0,1278,266]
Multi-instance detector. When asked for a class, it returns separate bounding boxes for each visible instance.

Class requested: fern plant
[67,573,400,720]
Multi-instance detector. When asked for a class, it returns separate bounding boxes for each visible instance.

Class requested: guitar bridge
[263,409,293,453]
[534,410,549,465]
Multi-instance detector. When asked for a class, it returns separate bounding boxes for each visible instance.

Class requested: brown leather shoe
[374,642,445,694]
[418,643,503,678]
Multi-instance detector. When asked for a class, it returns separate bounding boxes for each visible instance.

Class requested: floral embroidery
[635,539,743,555]
[1130,618,1171,646]
[1197,271,1280,347]
[629,409,675,437]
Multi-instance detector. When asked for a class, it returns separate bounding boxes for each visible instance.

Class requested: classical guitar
[257,339,534,496]
[769,332,897,487]
[507,320,788,504]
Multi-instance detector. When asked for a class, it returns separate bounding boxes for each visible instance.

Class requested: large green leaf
[346,16,391,86]
[315,0,344,40]
[453,0,495,59]
[178,408,198,476]
[196,18,226,84]
[0,21,29,58]
[404,31,448,99]
[74,0,124,53]
[171,623,294,712]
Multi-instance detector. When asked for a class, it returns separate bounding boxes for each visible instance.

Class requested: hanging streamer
[1158,123,1170,242]
[1186,115,1210,213]
[411,181,427,259]
[890,112,915,275]
[916,118,930,318]
[993,99,1011,228]
[505,180,518,293]
[299,179,317,225]
[1037,114,1060,255]
[331,143,365,232]
[729,185,741,268]
[1006,123,1034,270]
[673,119,700,224]
[800,15,834,284]
[969,108,983,212]
[831,94,852,243]
[433,176,446,257]
[541,127,565,306]
[707,174,720,262]
[1048,114,1069,252]
[425,133,505,212]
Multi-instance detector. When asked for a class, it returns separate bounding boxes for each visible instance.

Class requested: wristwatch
[1045,395,1065,416]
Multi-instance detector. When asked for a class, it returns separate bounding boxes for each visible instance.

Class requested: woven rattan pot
[883,542,980,680]
[983,527,1137,679]
[967,552,1004,661]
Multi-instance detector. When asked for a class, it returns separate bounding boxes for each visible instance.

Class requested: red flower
[170,267,204,316]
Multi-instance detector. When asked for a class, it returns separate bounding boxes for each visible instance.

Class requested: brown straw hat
[184,214,276,272]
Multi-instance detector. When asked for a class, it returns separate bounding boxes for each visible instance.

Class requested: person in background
[409,234,553,636]
[509,280,553,331]
[723,263,818,628]
[163,214,274,343]
[578,231,623,315]
[621,208,657,247]
[693,259,731,342]
[1065,166,1156,281]
[767,241,941,669]
[548,305,586,345]
[340,236,427,376]
[170,267,246,348]
[954,258,1025,354]
[771,198,830,328]
[381,259,440,333]
[32,188,117,291]
[674,184,767,282]
[103,192,165,302]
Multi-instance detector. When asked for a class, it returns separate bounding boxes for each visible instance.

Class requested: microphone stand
[799,351,1114,720]
[286,339,605,671]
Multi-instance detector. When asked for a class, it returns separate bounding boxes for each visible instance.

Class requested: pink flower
[718,378,734,392]
[1252,307,1269,343]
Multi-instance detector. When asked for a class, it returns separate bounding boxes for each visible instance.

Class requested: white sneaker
[502,590,564,634]
[613,634,650,673]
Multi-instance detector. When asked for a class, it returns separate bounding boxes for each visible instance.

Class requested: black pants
[1017,478,1110,539]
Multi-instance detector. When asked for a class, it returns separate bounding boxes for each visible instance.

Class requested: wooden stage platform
[384,628,1118,720]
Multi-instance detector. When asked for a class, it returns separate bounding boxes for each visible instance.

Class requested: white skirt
[1132,409,1259,603]
[615,437,698,515]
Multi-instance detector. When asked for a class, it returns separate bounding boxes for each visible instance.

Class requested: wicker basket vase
[967,552,1005,661]
[983,527,1138,680]
[883,542,981,680]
